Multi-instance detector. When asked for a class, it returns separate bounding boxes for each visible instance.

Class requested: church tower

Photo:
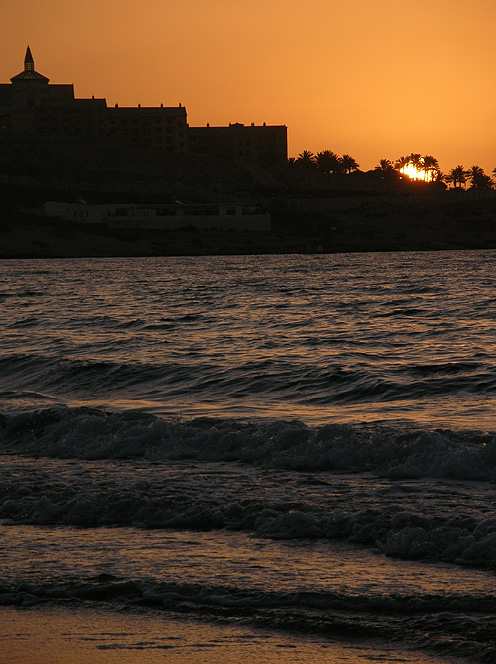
[24,46,35,73]
[11,46,49,83]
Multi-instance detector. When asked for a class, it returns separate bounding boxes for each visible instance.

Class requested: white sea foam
[1,527,495,662]
[1,422,495,569]
[2,406,495,481]
[2,253,496,663]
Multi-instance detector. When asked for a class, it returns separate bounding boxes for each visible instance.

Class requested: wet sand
[1,606,459,664]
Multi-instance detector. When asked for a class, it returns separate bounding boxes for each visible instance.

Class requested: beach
[2,605,460,664]
[1,252,495,663]
[3,190,496,259]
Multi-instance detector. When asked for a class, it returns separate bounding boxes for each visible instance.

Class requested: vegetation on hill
[290,149,496,191]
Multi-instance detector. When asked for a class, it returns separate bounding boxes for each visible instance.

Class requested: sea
[0,251,495,663]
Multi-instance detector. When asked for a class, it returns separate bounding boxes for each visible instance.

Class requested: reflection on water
[2,252,496,664]
[0,606,453,664]
[2,251,496,427]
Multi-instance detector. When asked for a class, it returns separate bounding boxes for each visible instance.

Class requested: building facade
[0,47,188,153]
[44,201,271,231]
[189,122,287,166]
[1,48,287,164]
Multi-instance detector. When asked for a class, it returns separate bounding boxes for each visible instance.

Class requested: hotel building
[0,48,287,165]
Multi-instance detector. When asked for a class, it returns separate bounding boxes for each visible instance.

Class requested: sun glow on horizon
[400,164,428,181]
[399,160,437,182]
[2,1,496,173]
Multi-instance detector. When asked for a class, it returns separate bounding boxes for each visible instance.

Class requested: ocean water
[1,251,495,663]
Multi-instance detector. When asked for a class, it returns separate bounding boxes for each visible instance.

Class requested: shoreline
[0,605,458,664]
[3,203,496,259]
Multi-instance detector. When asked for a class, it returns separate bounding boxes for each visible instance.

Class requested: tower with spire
[0,46,189,153]
[10,46,50,83]
[0,45,287,163]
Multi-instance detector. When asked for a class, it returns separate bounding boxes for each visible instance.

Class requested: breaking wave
[2,407,496,569]
[2,406,495,480]
[1,575,494,662]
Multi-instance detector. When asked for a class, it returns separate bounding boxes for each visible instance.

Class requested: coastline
[3,144,496,259]
[0,605,459,664]
[3,200,496,259]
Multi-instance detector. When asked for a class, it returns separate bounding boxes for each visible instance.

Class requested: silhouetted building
[189,122,287,166]
[44,201,271,231]
[1,48,287,165]
[0,47,188,153]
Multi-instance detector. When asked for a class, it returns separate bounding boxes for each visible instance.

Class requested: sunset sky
[3,0,496,173]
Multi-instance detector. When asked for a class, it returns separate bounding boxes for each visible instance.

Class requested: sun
[400,163,430,181]
[398,157,438,182]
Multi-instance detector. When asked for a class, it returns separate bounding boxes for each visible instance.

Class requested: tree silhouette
[467,166,494,190]
[394,153,441,181]
[394,155,410,171]
[467,166,486,189]
[435,171,447,185]
[422,155,440,182]
[374,159,397,181]
[375,158,393,172]
[332,157,345,175]
[296,150,316,169]
[315,150,340,174]
[479,174,494,189]
[341,154,359,174]
[446,165,467,188]
[288,150,496,189]
[408,153,423,172]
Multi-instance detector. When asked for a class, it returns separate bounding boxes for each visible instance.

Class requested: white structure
[43,201,271,231]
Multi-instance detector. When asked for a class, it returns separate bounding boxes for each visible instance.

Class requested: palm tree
[478,174,494,189]
[340,154,359,174]
[332,157,346,175]
[467,165,483,180]
[422,155,440,182]
[295,150,316,169]
[375,158,393,172]
[408,153,423,172]
[315,150,340,174]
[395,154,418,178]
[446,165,467,189]
[467,165,484,188]
[395,153,440,181]
[394,155,410,171]
[374,159,396,180]
[467,166,494,190]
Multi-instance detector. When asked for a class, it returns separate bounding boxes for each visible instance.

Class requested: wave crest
[1,406,496,481]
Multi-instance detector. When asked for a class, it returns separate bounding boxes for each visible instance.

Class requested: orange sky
[3,0,496,174]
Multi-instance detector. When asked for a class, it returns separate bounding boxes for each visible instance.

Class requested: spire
[11,46,49,83]
[24,46,34,72]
